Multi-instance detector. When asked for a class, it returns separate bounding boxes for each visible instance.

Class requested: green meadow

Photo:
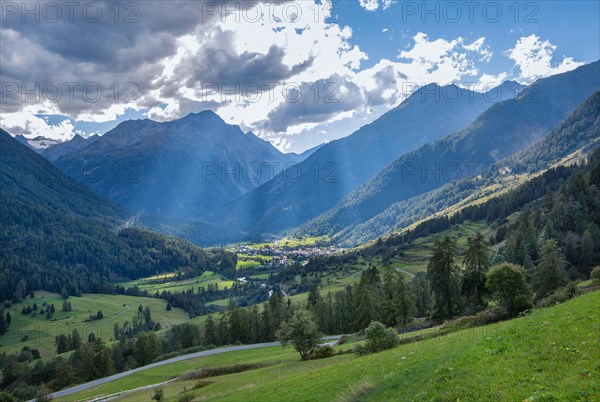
[61,291,599,401]
[0,291,189,358]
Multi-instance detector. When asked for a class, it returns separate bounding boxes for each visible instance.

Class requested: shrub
[151,388,164,401]
[537,282,578,307]
[179,363,263,381]
[178,394,196,402]
[309,346,334,360]
[363,321,399,354]
[191,380,213,390]
[590,266,600,284]
[440,306,510,334]
[486,263,532,315]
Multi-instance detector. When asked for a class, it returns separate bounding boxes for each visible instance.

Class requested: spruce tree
[462,232,491,307]
[534,239,568,300]
[427,236,462,320]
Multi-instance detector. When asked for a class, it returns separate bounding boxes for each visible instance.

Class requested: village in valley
[233,238,347,270]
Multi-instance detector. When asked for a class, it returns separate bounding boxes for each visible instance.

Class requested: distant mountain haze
[325,87,600,245]
[53,111,302,218]
[208,80,522,233]
[299,61,600,241]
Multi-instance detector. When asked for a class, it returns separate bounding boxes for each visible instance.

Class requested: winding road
[42,342,280,401]
[43,336,341,401]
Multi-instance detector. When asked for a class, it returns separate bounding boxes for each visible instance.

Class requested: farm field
[0,291,189,358]
[120,271,235,294]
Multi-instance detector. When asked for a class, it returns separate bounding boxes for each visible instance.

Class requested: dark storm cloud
[2,1,210,71]
[364,66,407,106]
[0,0,310,120]
[261,74,364,133]
[173,28,314,87]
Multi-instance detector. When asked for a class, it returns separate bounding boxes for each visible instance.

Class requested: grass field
[236,260,262,270]
[0,291,189,358]
[61,291,599,401]
[120,271,235,294]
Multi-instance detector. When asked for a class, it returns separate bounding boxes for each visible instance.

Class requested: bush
[590,266,600,284]
[151,388,164,401]
[537,282,578,307]
[178,394,196,402]
[363,321,399,354]
[486,263,532,315]
[179,363,263,381]
[353,343,368,356]
[309,346,334,360]
[191,380,213,390]
[440,306,510,334]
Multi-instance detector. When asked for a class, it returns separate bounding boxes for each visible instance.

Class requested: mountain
[14,134,34,149]
[299,61,600,243]
[292,143,325,161]
[19,135,62,149]
[41,134,98,162]
[208,81,519,233]
[323,88,600,245]
[54,111,299,218]
[0,128,235,300]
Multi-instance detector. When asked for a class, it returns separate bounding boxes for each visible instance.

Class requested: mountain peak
[180,110,224,123]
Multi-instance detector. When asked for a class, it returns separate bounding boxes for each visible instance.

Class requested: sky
[1,0,598,153]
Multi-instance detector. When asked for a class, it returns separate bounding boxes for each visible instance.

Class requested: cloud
[169,29,313,87]
[359,0,380,11]
[261,75,363,133]
[0,103,77,140]
[359,0,395,11]
[1,0,585,151]
[505,34,584,82]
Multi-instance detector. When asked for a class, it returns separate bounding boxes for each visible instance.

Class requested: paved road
[397,269,415,278]
[42,342,280,401]
[43,336,341,401]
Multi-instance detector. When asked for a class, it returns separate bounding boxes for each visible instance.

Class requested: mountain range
[207,81,520,234]
[53,111,305,219]
[5,61,599,247]
[0,128,234,300]
[296,61,600,243]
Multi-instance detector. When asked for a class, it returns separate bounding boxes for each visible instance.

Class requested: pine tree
[534,239,568,300]
[351,278,378,331]
[462,232,491,307]
[71,329,82,349]
[204,314,217,346]
[0,309,6,336]
[382,268,415,326]
[412,273,432,317]
[427,236,462,320]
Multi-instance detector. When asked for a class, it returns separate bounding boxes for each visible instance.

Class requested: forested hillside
[0,130,236,301]
[315,88,600,245]
[300,62,600,244]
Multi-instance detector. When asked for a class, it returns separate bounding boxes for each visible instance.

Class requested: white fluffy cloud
[0,0,586,151]
[1,103,77,140]
[505,34,584,82]
[359,0,395,11]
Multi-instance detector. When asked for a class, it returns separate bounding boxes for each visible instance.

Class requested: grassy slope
[63,291,599,402]
[119,271,235,294]
[0,291,188,358]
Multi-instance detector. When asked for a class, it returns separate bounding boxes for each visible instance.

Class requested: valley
[1,30,599,401]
